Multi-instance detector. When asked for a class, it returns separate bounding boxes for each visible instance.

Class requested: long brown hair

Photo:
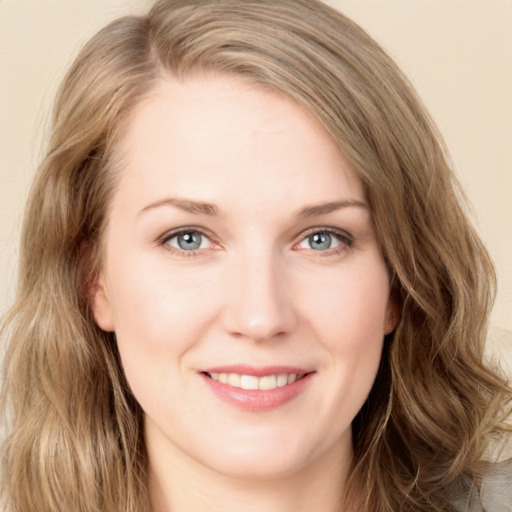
[2,1,510,511]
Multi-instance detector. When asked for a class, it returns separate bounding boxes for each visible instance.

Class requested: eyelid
[159,226,208,242]
[156,225,354,257]
[295,227,354,252]
[158,226,219,255]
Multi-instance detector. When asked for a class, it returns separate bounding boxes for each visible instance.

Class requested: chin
[205,453,309,481]
[195,431,326,481]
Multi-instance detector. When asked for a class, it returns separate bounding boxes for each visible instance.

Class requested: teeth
[258,375,276,390]
[208,372,303,390]
[227,373,241,387]
[276,374,288,387]
[240,375,259,390]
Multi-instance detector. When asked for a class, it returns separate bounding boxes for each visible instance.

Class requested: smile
[205,372,306,390]
[200,366,314,411]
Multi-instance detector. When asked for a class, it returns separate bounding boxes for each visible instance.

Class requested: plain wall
[1,0,511,370]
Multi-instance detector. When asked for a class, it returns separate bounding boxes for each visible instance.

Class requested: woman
[1,0,510,511]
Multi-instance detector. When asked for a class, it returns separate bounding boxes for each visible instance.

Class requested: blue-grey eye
[310,232,333,250]
[166,231,210,251]
[299,231,342,251]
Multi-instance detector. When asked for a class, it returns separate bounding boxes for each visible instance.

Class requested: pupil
[178,232,201,250]
[310,233,331,250]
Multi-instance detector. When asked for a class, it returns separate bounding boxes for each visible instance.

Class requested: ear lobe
[90,273,115,332]
[384,299,399,335]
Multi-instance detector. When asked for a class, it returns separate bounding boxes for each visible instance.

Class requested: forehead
[112,72,365,215]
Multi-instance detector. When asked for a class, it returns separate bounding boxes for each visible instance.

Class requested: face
[92,73,395,482]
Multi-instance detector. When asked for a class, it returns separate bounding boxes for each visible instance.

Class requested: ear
[384,298,399,335]
[90,272,115,332]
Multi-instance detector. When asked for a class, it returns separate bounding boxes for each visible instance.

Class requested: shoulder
[480,458,512,512]
[447,459,512,512]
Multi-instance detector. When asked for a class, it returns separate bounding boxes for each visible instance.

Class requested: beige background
[1,1,511,371]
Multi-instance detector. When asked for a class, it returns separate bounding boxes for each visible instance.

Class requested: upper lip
[199,365,314,377]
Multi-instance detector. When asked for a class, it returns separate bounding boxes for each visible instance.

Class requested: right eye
[163,230,212,253]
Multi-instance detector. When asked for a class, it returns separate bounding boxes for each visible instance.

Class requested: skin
[92,72,396,512]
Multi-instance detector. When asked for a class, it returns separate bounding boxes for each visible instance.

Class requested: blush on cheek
[309,285,389,345]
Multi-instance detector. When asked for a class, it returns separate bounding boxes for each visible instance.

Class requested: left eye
[164,231,211,251]
[298,231,345,251]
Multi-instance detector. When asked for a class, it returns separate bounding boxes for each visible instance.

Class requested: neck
[147,429,356,512]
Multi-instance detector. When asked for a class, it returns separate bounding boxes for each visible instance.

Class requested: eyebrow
[138,197,218,217]
[137,197,367,218]
[297,199,368,218]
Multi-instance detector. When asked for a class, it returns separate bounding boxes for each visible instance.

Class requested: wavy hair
[1,1,510,511]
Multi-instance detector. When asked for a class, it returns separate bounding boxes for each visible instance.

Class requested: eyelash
[297,227,353,256]
[159,227,354,258]
[159,227,215,258]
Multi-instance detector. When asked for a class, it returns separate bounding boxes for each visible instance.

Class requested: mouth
[199,366,315,411]
[202,371,309,391]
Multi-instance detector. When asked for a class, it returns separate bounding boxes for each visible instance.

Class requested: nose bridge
[222,244,296,341]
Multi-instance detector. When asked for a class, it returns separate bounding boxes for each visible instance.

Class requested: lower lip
[200,373,314,411]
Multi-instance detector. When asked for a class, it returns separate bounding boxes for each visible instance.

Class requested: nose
[221,252,297,342]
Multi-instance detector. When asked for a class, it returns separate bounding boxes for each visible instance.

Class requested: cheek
[103,255,231,406]
[105,261,210,415]
[106,254,213,343]
[275,259,389,450]
[298,258,389,400]
[299,258,390,347]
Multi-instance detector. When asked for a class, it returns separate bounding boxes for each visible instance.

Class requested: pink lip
[198,365,315,412]
[200,364,312,377]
